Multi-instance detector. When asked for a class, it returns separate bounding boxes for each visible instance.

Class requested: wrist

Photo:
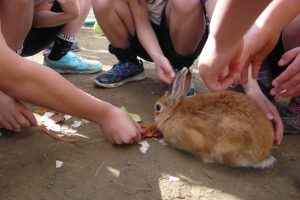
[93,102,117,127]
[152,53,165,64]
[62,12,77,22]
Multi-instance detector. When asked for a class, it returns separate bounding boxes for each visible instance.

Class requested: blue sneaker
[44,51,102,74]
[95,59,146,88]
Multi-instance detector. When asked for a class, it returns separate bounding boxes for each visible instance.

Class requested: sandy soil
[0,27,299,200]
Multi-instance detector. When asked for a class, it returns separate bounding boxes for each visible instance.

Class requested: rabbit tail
[239,156,276,169]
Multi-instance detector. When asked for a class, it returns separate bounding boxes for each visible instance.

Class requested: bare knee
[0,0,33,11]
[78,0,92,15]
[13,0,32,7]
[92,0,115,17]
[169,0,202,16]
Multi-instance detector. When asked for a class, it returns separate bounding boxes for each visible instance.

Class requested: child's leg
[0,0,34,52]
[0,1,37,132]
[48,0,92,60]
[161,0,208,69]
[93,0,138,61]
[43,0,102,74]
[165,0,206,56]
[93,0,146,88]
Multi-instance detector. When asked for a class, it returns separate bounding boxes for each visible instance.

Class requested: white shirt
[147,0,168,25]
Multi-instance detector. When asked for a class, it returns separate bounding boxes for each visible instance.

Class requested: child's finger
[278,48,299,66]
[0,119,13,131]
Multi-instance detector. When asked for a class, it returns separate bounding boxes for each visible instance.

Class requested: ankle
[48,33,75,61]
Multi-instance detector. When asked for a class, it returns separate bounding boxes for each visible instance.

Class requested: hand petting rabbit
[154,67,276,168]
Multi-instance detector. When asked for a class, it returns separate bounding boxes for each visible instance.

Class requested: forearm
[0,48,112,126]
[242,66,261,95]
[242,77,261,95]
[136,22,164,62]
[33,11,72,28]
[210,0,270,49]
[128,0,164,61]
[256,0,300,34]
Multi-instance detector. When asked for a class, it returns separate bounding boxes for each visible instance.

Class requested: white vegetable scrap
[57,134,65,138]
[169,176,180,182]
[43,118,55,127]
[43,112,55,118]
[49,124,61,132]
[59,125,77,136]
[158,139,168,146]
[138,141,150,154]
[63,115,72,122]
[56,160,63,169]
[60,125,69,132]
[82,119,90,123]
[71,120,83,128]
[40,112,56,127]
[66,129,77,134]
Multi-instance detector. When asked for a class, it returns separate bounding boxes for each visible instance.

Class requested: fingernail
[267,114,274,120]
[278,60,284,66]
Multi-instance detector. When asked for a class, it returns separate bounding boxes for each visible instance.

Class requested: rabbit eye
[155,104,162,112]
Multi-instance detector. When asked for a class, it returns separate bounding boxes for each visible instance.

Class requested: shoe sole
[94,72,147,88]
[47,66,102,74]
[70,48,81,52]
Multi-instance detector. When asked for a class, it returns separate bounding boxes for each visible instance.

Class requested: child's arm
[240,0,300,84]
[0,26,141,144]
[128,0,175,84]
[242,68,283,145]
[199,0,300,92]
[33,0,80,28]
[198,0,271,91]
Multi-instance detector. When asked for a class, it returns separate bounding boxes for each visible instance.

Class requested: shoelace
[284,115,300,130]
[287,100,300,115]
[107,63,126,74]
[72,54,85,62]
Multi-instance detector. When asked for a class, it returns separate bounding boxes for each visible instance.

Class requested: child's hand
[99,105,142,144]
[0,91,37,132]
[239,24,280,84]
[271,47,300,98]
[154,55,175,84]
[198,35,243,91]
[57,0,80,20]
[246,88,283,145]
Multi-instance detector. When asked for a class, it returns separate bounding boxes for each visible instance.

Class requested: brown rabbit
[154,67,275,168]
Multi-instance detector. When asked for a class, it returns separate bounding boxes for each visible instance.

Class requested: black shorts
[21,1,64,57]
[130,4,209,68]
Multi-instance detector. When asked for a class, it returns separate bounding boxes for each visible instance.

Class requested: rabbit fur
[154,67,275,168]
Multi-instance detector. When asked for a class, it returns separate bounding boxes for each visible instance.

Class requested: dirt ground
[0,27,299,200]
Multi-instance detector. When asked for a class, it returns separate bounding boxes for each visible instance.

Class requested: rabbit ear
[166,67,192,100]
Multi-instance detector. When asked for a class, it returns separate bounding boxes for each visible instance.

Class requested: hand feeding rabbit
[154,67,275,168]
